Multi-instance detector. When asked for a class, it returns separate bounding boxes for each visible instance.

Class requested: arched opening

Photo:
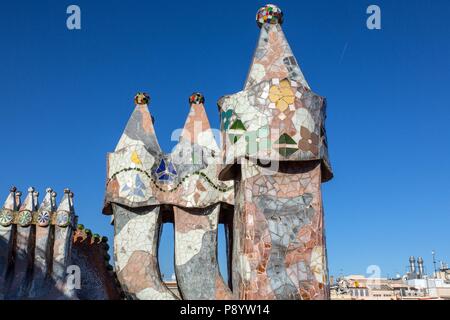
[157,222,175,283]
[157,205,178,298]
[219,204,234,290]
[217,224,229,284]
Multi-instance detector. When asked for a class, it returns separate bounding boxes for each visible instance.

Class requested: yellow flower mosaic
[269,79,295,112]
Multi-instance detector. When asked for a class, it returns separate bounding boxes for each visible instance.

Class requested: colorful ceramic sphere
[0,209,13,227]
[256,4,283,28]
[37,210,51,227]
[18,210,33,227]
[189,93,205,105]
[56,210,71,227]
[134,92,150,105]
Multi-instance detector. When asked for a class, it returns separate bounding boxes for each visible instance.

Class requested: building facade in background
[331,257,450,300]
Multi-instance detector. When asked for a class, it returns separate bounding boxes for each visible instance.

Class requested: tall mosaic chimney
[218,4,333,300]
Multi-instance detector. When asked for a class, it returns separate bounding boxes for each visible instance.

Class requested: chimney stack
[409,256,417,275]
[417,257,424,278]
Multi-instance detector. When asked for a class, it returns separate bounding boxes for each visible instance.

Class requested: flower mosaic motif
[154,159,177,183]
[269,79,295,112]
[121,174,147,198]
[37,210,51,227]
[19,210,33,227]
[0,209,13,227]
[56,210,70,227]
[298,126,319,156]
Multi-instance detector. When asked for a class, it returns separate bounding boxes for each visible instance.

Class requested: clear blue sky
[0,0,449,280]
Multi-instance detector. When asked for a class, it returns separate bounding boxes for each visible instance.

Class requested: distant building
[331,256,450,300]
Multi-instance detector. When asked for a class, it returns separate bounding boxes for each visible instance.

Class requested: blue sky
[0,0,449,281]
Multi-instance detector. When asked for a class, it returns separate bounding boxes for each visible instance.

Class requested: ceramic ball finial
[256,4,283,28]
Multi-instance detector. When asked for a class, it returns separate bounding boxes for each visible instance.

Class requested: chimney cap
[256,4,284,28]
[134,92,150,106]
[189,92,205,106]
